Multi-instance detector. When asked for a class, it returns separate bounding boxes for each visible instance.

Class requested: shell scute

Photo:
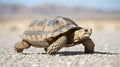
[21,17,79,42]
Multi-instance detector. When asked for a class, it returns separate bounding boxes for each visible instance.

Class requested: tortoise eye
[84,29,88,32]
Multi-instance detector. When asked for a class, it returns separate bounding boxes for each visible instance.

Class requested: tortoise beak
[87,28,92,35]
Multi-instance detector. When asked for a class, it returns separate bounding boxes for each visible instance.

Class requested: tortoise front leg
[47,36,67,55]
[14,40,31,53]
[82,38,95,53]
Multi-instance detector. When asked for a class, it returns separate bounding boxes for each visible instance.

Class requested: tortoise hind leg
[47,36,67,55]
[14,40,31,53]
[82,38,95,53]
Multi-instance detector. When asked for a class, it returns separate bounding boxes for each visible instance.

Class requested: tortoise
[14,17,95,55]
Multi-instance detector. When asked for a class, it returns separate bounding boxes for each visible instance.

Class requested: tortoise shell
[21,17,79,42]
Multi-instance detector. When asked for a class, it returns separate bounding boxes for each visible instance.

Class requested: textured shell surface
[21,17,79,42]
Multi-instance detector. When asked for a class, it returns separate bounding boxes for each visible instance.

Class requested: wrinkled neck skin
[73,30,82,43]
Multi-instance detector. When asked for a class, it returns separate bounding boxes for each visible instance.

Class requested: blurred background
[0,0,120,33]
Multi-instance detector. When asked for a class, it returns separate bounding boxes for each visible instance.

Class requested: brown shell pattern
[21,17,79,41]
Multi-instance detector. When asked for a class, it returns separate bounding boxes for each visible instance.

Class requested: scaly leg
[82,38,95,53]
[47,36,67,55]
[14,40,31,53]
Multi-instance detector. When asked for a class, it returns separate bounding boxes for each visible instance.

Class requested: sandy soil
[0,31,120,67]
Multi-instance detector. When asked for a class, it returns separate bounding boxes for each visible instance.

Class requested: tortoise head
[74,28,92,42]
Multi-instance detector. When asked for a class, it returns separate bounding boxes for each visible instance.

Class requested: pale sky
[0,0,120,11]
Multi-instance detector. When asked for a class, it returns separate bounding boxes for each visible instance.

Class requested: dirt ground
[0,31,120,67]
